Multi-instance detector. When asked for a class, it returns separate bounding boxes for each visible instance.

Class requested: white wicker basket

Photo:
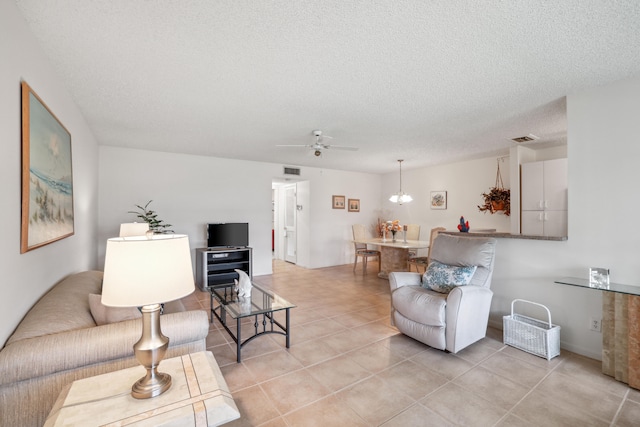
[503,299,561,360]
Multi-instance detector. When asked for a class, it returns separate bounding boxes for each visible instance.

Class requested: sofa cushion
[6,271,103,346]
[422,261,477,294]
[391,285,447,326]
[88,294,142,325]
[88,294,185,325]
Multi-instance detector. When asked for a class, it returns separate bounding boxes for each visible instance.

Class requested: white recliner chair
[389,233,497,353]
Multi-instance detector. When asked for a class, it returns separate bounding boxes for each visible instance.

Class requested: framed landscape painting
[21,81,74,253]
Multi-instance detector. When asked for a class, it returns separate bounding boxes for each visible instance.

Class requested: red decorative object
[457,216,470,232]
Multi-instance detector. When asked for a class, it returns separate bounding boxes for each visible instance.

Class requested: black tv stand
[195,247,252,291]
[207,246,247,250]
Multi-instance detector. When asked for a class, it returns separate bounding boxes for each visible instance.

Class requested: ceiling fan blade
[276,131,356,155]
[327,145,359,151]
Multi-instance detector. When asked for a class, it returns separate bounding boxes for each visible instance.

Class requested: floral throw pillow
[422,261,478,294]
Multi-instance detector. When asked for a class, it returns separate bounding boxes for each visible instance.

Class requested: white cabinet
[521,158,568,237]
[521,210,568,237]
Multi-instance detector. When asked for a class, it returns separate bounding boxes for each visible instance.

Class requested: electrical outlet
[590,318,602,332]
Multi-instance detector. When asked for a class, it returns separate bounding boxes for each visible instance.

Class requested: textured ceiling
[15,1,640,174]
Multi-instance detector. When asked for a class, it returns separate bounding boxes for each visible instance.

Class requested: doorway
[272,181,297,264]
[273,179,310,267]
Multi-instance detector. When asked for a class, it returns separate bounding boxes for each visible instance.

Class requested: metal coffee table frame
[209,283,295,362]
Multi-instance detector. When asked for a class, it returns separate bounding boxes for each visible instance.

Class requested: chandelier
[389,160,413,204]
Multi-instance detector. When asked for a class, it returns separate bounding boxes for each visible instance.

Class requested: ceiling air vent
[511,134,539,143]
[283,166,301,176]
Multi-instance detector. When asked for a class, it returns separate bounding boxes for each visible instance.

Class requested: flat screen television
[207,223,249,248]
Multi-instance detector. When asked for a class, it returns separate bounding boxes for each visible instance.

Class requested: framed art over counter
[21,81,74,253]
[430,191,447,210]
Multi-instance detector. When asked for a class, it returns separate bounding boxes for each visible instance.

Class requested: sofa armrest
[0,310,209,386]
[389,272,422,291]
[445,286,493,353]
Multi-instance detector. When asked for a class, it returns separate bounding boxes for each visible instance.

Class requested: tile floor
[181,260,640,426]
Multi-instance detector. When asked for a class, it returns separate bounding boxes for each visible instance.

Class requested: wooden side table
[44,351,240,426]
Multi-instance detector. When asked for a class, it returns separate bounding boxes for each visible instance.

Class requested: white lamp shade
[119,222,150,237]
[102,234,195,307]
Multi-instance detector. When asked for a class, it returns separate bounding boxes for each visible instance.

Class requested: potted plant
[128,200,173,233]
[478,158,511,216]
[478,187,511,216]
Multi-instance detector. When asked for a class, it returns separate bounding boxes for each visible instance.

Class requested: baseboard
[559,341,602,361]
[488,318,503,331]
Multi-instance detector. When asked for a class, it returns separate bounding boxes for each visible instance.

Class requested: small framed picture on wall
[430,191,447,210]
[332,195,345,209]
[348,199,360,212]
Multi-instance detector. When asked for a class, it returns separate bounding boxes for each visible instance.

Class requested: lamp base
[132,370,172,399]
[131,303,171,399]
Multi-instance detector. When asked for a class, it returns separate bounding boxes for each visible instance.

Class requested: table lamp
[102,234,194,399]
[119,222,150,237]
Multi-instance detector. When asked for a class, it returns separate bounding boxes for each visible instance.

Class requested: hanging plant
[478,158,511,216]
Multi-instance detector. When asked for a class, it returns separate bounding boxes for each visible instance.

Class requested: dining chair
[352,224,381,274]
[405,223,421,258]
[405,223,421,270]
[407,226,446,273]
[405,224,421,241]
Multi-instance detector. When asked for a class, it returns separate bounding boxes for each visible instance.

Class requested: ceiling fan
[277,130,359,157]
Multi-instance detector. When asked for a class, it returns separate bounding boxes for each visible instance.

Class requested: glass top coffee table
[208,283,296,362]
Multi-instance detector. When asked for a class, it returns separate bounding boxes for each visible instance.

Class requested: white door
[284,184,297,263]
[521,211,545,236]
[543,158,568,211]
[521,162,544,211]
[543,210,569,237]
[521,209,568,237]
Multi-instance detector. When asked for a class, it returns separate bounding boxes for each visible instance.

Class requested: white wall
[381,156,512,239]
[98,147,276,275]
[99,147,381,274]
[0,2,100,345]
[382,75,640,359]
[308,168,382,268]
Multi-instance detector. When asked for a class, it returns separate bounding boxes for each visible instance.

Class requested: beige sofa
[0,271,210,427]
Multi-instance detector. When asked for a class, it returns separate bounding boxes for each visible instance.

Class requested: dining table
[352,238,430,279]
